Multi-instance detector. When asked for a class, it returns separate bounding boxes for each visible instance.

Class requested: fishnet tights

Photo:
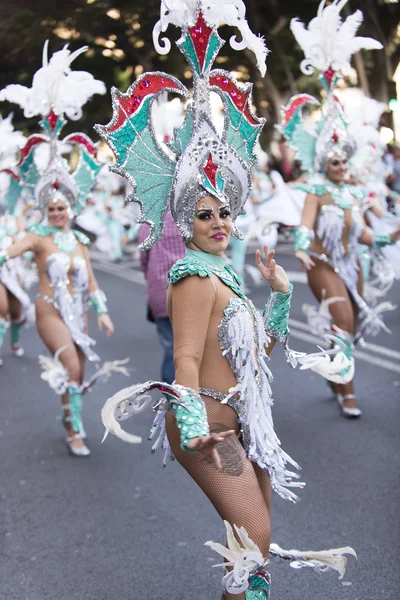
[166,395,271,600]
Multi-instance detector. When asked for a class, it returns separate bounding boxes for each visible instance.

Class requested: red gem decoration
[332,133,339,144]
[324,67,336,88]
[188,12,213,72]
[203,153,218,189]
[108,74,183,132]
[65,134,97,157]
[46,111,59,131]
[209,74,258,125]
[53,181,59,190]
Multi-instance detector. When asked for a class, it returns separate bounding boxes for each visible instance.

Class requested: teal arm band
[90,289,108,315]
[170,388,210,453]
[263,283,293,344]
[374,233,394,248]
[294,226,311,253]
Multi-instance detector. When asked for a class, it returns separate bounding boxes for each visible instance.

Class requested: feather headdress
[153,0,269,76]
[96,0,267,248]
[291,0,383,76]
[281,1,382,174]
[0,40,106,120]
[0,42,105,215]
[0,114,26,214]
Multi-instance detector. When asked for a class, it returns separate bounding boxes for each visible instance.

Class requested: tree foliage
[0,0,399,144]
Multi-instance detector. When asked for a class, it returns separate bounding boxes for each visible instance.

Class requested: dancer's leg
[166,397,271,600]
[308,260,358,409]
[0,284,9,364]
[8,291,24,355]
[36,305,87,451]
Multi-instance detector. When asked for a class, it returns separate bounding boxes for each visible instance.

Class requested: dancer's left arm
[83,245,115,336]
[358,222,400,247]
[256,245,292,357]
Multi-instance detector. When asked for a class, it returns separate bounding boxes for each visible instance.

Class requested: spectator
[138,212,186,383]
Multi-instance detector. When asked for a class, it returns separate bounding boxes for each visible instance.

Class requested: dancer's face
[326,156,347,184]
[188,195,232,256]
[47,199,70,229]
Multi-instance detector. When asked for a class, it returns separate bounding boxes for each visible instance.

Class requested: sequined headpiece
[0,41,105,216]
[279,0,382,175]
[96,0,268,248]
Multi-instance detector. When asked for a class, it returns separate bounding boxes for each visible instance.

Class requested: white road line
[92,257,400,373]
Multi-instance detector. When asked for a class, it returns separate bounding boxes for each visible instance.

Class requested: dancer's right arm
[0,232,38,262]
[295,193,318,270]
[169,276,235,469]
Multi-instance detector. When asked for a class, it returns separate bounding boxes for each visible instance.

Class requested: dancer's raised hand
[256,245,290,293]
[187,430,236,470]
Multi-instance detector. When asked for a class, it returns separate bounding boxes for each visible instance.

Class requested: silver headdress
[96,0,267,248]
[280,0,382,174]
[0,42,105,216]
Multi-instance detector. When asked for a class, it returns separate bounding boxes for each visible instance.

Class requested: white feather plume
[269,543,357,580]
[291,0,383,75]
[153,0,269,76]
[0,114,26,166]
[0,41,106,120]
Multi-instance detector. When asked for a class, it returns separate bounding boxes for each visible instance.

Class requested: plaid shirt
[138,212,186,318]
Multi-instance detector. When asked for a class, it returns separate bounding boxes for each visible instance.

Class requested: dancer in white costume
[0,42,128,456]
[282,0,400,418]
[97,2,356,598]
[0,114,35,364]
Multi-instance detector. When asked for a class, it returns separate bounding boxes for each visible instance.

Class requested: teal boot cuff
[67,384,83,433]
[10,320,23,345]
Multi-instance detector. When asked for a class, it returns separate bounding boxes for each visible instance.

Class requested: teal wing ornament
[95,74,189,249]
[16,135,47,201]
[64,133,103,215]
[279,94,319,173]
[0,169,22,215]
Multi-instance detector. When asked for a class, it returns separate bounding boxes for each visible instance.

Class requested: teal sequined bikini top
[168,248,245,299]
[297,178,365,210]
[29,223,90,254]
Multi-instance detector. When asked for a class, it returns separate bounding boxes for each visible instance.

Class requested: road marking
[92,254,400,373]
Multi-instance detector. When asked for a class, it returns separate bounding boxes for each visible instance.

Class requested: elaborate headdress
[0,114,26,214]
[0,42,105,215]
[96,0,268,248]
[280,0,383,174]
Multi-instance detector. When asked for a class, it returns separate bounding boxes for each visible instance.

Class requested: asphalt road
[0,247,399,600]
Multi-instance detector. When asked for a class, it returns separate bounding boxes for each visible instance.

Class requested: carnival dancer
[282,0,400,418]
[97,2,356,598]
[0,42,128,456]
[0,114,34,363]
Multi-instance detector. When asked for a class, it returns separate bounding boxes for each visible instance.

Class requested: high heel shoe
[11,344,24,357]
[337,394,362,418]
[66,433,91,457]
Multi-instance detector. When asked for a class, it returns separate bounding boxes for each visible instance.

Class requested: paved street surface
[1,245,399,600]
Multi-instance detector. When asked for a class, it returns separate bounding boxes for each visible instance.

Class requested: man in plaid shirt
[138,212,186,383]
